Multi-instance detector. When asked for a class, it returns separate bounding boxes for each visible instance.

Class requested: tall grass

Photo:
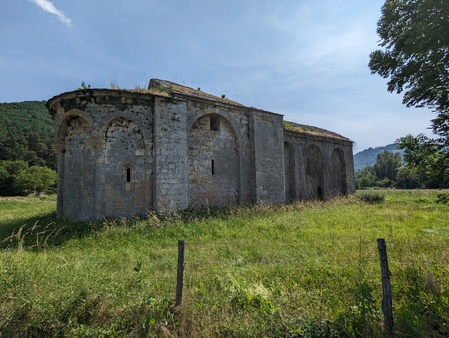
[0,191,448,337]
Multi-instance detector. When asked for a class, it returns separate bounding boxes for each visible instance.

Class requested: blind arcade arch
[47,79,355,221]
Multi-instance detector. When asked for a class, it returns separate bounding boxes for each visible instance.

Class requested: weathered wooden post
[377,238,393,337]
[176,240,185,307]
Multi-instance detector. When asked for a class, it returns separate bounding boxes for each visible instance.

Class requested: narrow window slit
[126,167,131,182]
[211,159,215,175]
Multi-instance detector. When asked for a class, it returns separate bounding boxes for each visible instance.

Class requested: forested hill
[353,144,403,172]
[0,101,406,175]
[0,101,56,170]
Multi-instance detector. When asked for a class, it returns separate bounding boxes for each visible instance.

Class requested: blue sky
[0,0,435,152]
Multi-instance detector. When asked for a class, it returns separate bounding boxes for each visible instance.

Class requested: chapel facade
[47,79,355,221]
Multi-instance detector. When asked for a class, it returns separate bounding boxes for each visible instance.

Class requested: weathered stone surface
[47,79,355,221]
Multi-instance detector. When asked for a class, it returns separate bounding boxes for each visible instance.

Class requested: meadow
[0,191,448,337]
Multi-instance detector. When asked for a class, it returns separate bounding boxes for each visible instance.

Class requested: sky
[0,0,436,152]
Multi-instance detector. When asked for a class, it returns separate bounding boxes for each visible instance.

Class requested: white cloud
[30,0,73,28]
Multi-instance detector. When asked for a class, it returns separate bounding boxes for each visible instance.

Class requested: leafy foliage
[353,143,403,172]
[396,165,422,189]
[355,166,377,188]
[374,150,402,185]
[370,0,449,187]
[356,150,402,188]
[0,101,56,170]
[14,166,57,195]
[0,160,56,196]
[397,134,449,188]
[357,192,385,204]
[436,192,449,204]
[0,160,29,196]
[369,0,449,132]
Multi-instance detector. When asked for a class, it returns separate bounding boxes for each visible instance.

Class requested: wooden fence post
[377,238,394,337]
[176,240,185,307]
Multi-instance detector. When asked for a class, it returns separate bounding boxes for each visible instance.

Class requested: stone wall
[51,91,156,220]
[252,111,285,204]
[188,113,240,207]
[47,81,355,221]
[153,97,189,211]
[284,130,355,201]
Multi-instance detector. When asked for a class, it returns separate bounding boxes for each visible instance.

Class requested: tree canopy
[15,165,57,196]
[374,150,402,184]
[0,101,56,170]
[355,150,402,188]
[369,0,449,138]
[0,160,56,196]
[370,0,449,188]
[397,133,449,187]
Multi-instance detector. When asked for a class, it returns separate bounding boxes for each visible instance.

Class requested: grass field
[0,191,448,337]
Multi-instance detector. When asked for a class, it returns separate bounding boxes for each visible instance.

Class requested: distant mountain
[353,144,404,172]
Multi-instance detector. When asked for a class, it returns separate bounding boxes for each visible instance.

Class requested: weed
[1,221,66,251]
[0,191,449,336]
[357,192,385,204]
[109,72,119,89]
[79,81,91,90]
[436,192,449,204]
[39,194,57,201]
[151,85,172,96]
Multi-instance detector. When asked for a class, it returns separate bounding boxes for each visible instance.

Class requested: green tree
[0,160,29,196]
[14,166,57,196]
[397,134,448,187]
[370,0,449,187]
[369,0,449,136]
[355,166,377,189]
[396,165,421,189]
[356,151,402,188]
[374,150,402,186]
[0,166,9,195]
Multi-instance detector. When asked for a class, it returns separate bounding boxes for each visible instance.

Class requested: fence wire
[167,237,448,291]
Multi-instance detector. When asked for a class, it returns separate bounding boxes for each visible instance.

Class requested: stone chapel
[47,79,355,220]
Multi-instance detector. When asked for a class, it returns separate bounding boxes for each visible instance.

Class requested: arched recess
[330,148,347,196]
[306,145,325,199]
[57,114,94,219]
[103,117,151,218]
[188,113,239,207]
[284,141,296,202]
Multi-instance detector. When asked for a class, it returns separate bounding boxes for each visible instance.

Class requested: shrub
[436,193,449,204]
[357,193,385,204]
